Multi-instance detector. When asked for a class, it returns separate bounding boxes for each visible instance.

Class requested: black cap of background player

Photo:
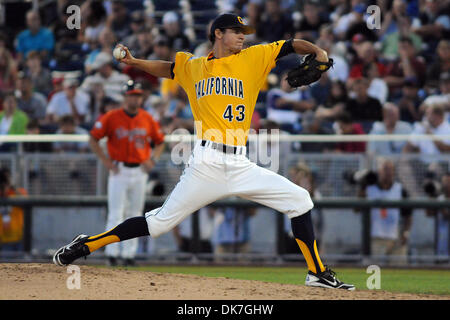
[209,13,255,42]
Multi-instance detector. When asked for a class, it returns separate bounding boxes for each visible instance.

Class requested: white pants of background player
[145,140,313,238]
[105,163,148,259]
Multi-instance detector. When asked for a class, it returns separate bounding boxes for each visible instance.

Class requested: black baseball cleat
[53,234,91,266]
[305,266,355,290]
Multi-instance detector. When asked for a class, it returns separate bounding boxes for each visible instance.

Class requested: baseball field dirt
[1,263,449,300]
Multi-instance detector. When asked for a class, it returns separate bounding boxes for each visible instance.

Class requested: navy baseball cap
[210,13,255,37]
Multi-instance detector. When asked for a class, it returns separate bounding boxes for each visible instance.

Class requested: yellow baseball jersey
[172,40,286,146]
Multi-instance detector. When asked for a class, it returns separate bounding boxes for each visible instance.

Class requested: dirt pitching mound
[0,263,448,300]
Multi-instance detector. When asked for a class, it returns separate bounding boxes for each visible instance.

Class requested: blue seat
[153,0,179,11]
[190,0,217,11]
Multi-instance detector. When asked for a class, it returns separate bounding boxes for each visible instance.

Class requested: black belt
[122,162,140,168]
[200,140,242,155]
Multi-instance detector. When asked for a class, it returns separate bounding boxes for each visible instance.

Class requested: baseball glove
[286,54,334,87]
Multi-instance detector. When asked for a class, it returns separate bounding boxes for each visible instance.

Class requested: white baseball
[113,47,126,60]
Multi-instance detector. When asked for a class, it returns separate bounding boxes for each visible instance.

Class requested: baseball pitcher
[54,14,354,290]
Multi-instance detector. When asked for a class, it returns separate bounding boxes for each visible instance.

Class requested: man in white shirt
[46,78,90,125]
[403,104,450,155]
[81,52,130,103]
[359,158,412,265]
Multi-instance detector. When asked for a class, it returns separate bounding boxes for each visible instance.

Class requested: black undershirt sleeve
[170,62,175,79]
[276,39,295,60]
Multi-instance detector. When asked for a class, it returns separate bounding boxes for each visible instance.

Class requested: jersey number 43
[223,104,245,122]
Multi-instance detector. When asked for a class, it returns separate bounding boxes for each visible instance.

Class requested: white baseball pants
[145,140,313,238]
[105,163,148,259]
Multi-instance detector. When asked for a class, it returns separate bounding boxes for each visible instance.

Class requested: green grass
[118,265,450,296]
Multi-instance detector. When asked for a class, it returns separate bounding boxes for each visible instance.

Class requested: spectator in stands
[315,80,348,121]
[84,27,117,74]
[358,158,412,265]
[96,96,120,121]
[381,15,423,61]
[51,2,79,43]
[413,0,450,44]
[385,36,427,98]
[244,0,262,40]
[310,69,332,106]
[345,77,383,123]
[0,92,28,136]
[426,40,450,90]
[300,111,334,153]
[23,119,53,153]
[121,11,153,58]
[333,0,366,40]
[349,41,387,83]
[148,35,174,61]
[315,38,349,83]
[0,168,27,254]
[160,11,191,52]
[0,46,17,92]
[367,102,413,155]
[294,0,330,41]
[53,115,90,153]
[364,61,389,105]
[48,76,64,101]
[334,112,366,153]
[79,0,107,44]
[395,76,423,123]
[265,72,316,133]
[16,72,47,124]
[15,10,55,65]
[256,0,293,42]
[425,171,450,257]
[378,0,422,42]
[47,78,91,126]
[24,50,53,97]
[106,0,131,41]
[193,22,214,57]
[419,72,450,117]
[343,3,378,42]
[213,207,257,261]
[81,52,130,103]
[121,30,159,87]
[403,104,450,155]
[283,161,323,254]
[134,27,155,60]
[164,85,194,133]
[51,27,86,72]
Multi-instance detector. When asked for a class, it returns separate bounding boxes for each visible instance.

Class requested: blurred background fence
[0,134,449,267]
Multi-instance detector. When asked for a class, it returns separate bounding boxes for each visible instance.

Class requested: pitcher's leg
[232,162,323,273]
[232,161,314,217]
[145,164,228,238]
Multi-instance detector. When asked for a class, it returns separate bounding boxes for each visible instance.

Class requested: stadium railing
[0,134,449,265]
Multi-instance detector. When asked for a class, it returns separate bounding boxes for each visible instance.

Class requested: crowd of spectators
[0,0,448,157]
